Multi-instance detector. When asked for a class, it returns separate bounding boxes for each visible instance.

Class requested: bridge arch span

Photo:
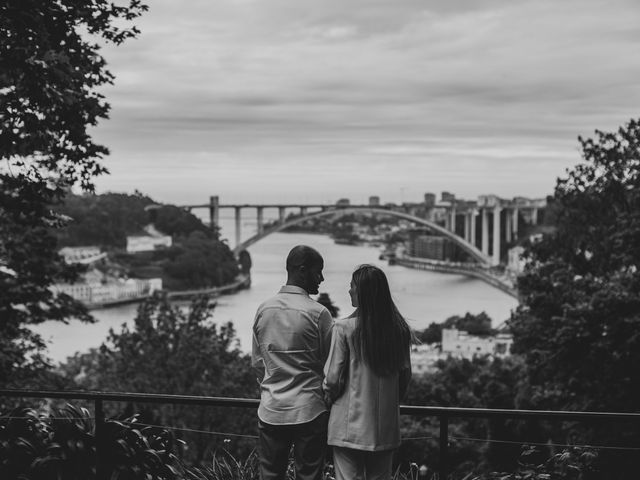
[232,207,492,266]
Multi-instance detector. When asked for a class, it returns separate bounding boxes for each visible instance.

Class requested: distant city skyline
[91,0,640,206]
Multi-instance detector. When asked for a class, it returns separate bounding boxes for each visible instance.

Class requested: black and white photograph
[2,1,639,479]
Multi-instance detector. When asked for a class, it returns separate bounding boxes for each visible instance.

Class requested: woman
[323,264,413,480]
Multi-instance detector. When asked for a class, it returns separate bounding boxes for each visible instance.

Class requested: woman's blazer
[323,315,411,451]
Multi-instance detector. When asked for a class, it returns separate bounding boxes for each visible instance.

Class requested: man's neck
[286,278,308,293]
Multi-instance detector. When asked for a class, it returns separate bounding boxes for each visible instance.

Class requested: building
[336,198,350,207]
[59,246,106,264]
[441,191,455,203]
[412,235,451,261]
[53,277,163,308]
[441,328,512,359]
[410,344,444,374]
[126,225,172,253]
[507,245,526,274]
[126,235,172,253]
[369,196,380,206]
[477,194,502,208]
[424,192,436,207]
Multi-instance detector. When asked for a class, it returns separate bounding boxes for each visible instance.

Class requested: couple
[252,245,413,480]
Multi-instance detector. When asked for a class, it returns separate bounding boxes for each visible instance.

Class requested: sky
[92,0,640,207]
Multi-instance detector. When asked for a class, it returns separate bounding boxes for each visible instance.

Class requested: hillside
[55,192,239,290]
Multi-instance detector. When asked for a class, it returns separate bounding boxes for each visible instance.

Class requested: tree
[62,293,258,464]
[56,192,154,248]
[317,292,340,318]
[0,1,147,386]
[508,119,640,477]
[443,312,494,336]
[163,231,239,290]
[402,356,527,475]
[416,312,495,344]
[417,322,443,344]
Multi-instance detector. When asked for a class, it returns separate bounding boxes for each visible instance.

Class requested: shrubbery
[0,404,181,480]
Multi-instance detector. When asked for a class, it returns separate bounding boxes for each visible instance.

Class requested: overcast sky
[92,0,640,206]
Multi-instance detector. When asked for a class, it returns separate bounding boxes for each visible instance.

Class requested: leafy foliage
[0,0,146,386]
[0,403,181,480]
[317,292,340,318]
[509,119,640,410]
[401,356,528,474]
[163,231,239,290]
[417,312,495,344]
[508,119,640,477]
[56,192,155,248]
[56,192,240,290]
[61,293,258,464]
[56,192,220,249]
[474,446,599,480]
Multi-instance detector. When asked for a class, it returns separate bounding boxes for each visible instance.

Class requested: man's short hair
[286,245,323,273]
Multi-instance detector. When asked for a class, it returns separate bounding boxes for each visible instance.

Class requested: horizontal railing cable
[5,390,640,423]
[121,420,259,439]
[0,415,96,421]
[4,389,640,465]
[448,434,640,452]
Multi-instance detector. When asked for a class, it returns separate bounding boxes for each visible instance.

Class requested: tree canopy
[509,118,640,413]
[62,293,258,463]
[508,119,640,477]
[417,312,495,344]
[0,0,147,385]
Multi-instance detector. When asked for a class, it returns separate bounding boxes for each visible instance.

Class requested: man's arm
[251,314,265,386]
[317,308,334,365]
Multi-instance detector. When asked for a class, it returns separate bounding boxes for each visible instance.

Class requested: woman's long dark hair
[352,264,413,376]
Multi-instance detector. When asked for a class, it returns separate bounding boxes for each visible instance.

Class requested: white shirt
[252,285,333,424]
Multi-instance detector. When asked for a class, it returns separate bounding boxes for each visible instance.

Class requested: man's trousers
[258,412,329,480]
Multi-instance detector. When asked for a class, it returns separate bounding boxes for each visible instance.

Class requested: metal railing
[3,389,640,479]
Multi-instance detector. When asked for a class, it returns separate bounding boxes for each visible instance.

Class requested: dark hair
[286,245,323,273]
[352,264,413,376]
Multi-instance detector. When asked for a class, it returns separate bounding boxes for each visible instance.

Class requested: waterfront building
[126,224,172,253]
[441,328,513,359]
[412,235,450,261]
[507,245,527,274]
[53,277,163,308]
[59,246,106,264]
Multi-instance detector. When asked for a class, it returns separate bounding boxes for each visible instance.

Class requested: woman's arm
[323,322,349,405]
[399,343,412,400]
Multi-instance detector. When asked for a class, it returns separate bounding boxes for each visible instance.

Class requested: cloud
[92,0,640,204]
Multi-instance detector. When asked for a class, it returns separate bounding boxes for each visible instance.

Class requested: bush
[473,446,599,480]
[0,403,181,480]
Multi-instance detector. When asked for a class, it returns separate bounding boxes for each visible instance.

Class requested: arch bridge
[234,207,491,265]
[179,198,526,298]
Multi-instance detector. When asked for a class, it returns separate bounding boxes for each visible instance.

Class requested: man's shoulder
[256,290,327,316]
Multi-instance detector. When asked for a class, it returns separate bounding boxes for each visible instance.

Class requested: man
[252,245,333,480]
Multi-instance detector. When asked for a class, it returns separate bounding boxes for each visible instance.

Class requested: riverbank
[394,256,518,298]
[165,274,251,301]
[34,232,519,364]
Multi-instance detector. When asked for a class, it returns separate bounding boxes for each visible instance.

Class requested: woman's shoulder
[334,314,357,332]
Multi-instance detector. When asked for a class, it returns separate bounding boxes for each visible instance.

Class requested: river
[34,232,518,365]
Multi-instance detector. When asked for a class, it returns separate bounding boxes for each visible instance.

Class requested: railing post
[439,414,449,480]
[95,399,105,480]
